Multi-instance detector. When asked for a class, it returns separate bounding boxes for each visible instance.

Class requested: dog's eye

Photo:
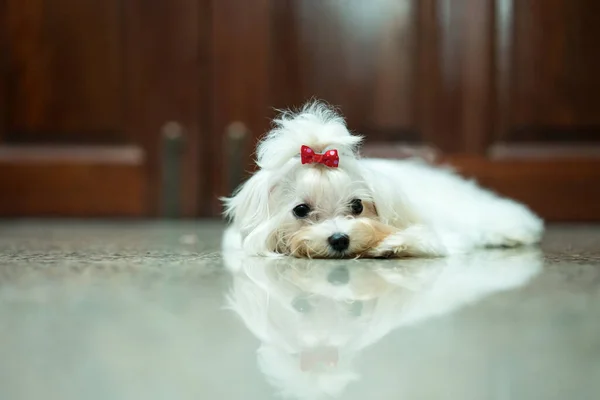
[293,204,311,218]
[350,199,363,215]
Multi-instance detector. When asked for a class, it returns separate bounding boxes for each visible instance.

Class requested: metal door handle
[161,121,184,218]
[226,122,249,194]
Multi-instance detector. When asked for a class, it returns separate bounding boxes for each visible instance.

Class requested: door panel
[208,0,271,215]
[271,0,419,140]
[5,0,122,140]
[484,0,600,220]
[0,146,144,216]
[211,0,600,221]
[509,0,600,132]
[0,0,202,217]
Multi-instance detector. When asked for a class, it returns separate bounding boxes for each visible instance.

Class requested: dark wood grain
[0,0,5,143]
[207,0,600,221]
[197,0,213,217]
[210,0,271,215]
[2,0,599,220]
[0,146,145,216]
[1,0,202,217]
[447,157,600,222]
[5,0,122,141]
[494,0,514,146]
[417,0,443,151]
[124,0,202,217]
[510,0,600,130]
[270,0,419,139]
[461,0,494,154]
[419,0,464,153]
[499,0,600,145]
[418,0,495,154]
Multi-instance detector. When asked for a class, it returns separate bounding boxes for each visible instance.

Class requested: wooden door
[0,0,203,217]
[209,0,600,221]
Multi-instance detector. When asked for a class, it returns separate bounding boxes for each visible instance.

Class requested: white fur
[223,101,544,258]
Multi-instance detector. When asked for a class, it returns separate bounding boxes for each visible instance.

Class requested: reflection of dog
[222,101,543,258]
[223,248,543,400]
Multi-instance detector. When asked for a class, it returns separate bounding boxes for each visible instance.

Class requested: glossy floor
[0,222,599,400]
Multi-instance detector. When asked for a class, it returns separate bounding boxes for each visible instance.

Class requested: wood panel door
[0,0,203,217]
[209,0,600,221]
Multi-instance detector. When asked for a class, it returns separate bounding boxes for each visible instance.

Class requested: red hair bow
[300,145,339,168]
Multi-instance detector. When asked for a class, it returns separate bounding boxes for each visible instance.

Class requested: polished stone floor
[0,221,599,400]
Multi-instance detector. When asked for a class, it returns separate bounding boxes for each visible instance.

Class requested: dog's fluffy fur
[223,101,543,258]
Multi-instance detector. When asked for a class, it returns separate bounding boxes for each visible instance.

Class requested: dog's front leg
[365,225,451,258]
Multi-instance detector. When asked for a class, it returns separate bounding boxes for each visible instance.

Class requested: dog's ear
[222,169,272,240]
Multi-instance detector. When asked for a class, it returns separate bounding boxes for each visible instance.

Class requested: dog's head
[223,102,396,257]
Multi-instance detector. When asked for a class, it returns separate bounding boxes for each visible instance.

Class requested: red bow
[300,145,339,168]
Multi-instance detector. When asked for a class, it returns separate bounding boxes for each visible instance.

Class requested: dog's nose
[328,233,350,252]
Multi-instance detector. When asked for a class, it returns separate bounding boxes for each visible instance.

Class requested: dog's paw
[365,233,408,258]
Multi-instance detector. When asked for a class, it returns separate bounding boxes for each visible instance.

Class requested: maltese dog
[222,101,543,258]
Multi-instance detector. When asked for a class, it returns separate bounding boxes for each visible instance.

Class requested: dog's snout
[328,233,350,252]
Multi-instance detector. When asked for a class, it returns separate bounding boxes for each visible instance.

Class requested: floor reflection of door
[209,0,600,221]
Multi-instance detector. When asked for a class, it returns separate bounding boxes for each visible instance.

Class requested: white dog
[223,101,543,258]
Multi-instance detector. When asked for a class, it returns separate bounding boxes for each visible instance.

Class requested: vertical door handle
[226,122,249,194]
[161,121,184,218]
